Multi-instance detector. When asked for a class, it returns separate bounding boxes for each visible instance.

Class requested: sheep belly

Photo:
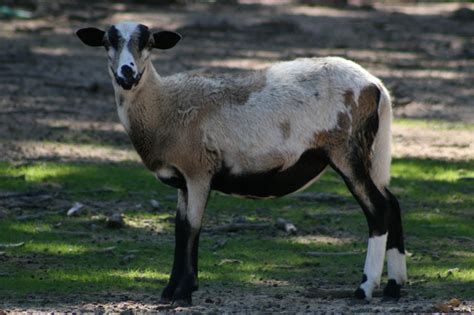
[211,148,328,198]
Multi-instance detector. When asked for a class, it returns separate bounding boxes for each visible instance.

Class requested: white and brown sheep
[76,21,407,306]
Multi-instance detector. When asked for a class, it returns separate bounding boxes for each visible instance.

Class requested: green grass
[0,157,473,304]
[394,118,474,131]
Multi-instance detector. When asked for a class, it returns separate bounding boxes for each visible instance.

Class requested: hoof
[160,285,176,304]
[354,287,366,300]
[383,279,401,300]
[159,297,172,305]
[172,298,192,307]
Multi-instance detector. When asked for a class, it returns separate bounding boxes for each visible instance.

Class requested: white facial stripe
[118,47,137,77]
[360,233,387,299]
[114,22,141,77]
[386,248,407,284]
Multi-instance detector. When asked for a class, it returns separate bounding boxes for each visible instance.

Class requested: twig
[0,191,55,199]
[207,222,272,233]
[305,288,385,298]
[0,108,79,115]
[16,210,62,221]
[48,230,92,236]
[305,251,361,257]
[0,242,25,249]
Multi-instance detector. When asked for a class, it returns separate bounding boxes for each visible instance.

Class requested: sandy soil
[0,1,473,313]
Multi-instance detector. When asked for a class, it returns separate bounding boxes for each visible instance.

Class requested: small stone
[149,199,161,210]
[106,213,125,229]
[211,239,227,251]
[67,202,85,217]
[232,215,248,224]
[275,218,298,234]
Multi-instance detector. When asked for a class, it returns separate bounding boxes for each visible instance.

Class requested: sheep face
[76,22,181,90]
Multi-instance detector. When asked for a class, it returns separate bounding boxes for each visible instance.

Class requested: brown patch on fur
[312,84,380,167]
[189,70,267,106]
[344,85,379,125]
[311,112,351,149]
[279,120,291,140]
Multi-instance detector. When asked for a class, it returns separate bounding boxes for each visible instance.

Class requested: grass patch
[0,157,473,303]
[393,118,474,131]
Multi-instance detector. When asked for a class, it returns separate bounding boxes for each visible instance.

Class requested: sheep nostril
[121,65,134,79]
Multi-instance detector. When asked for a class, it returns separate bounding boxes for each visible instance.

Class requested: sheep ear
[152,31,182,50]
[76,27,105,47]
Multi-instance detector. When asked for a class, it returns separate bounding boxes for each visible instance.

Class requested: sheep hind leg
[329,157,390,300]
[383,188,407,300]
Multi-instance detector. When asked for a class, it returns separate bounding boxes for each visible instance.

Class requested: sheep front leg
[163,179,210,307]
[160,189,188,304]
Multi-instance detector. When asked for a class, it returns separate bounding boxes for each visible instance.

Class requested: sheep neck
[114,62,171,171]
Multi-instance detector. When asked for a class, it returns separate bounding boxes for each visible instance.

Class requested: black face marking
[108,26,120,50]
[211,149,328,198]
[361,273,368,283]
[137,24,150,51]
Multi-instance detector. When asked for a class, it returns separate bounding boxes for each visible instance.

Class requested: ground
[0,1,473,313]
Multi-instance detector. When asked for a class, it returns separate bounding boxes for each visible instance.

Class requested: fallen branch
[0,191,55,199]
[306,251,361,257]
[48,230,92,236]
[0,242,25,249]
[16,210,61,221]
[304,288,385,298]
[0,108,79,115]
[207,222,272,233]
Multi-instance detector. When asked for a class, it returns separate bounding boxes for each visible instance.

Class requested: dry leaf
[218,259,242,266]
[434,303,450,313]
[448,298,461,307]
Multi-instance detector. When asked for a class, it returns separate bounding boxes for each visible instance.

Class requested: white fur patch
[370,84,392,190]
[202,57,381,180]
[116,95,130,132]
[185,181,209,229]
[156,167,175,179]
[115,22,140,77]
[386,248,407,284]
[360,233,388,299]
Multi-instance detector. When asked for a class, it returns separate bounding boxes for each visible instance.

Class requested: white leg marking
[185,179,210,229]
[360,233,388,299]
[177,189,187,221]
[386,248,407,284]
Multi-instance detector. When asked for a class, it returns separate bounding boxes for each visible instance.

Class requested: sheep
[76,21,407,306]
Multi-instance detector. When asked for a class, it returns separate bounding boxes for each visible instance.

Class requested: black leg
[160,210,188,303]
[383,189,406,300]
[163,179,210,307]
[171,226,200,306]
[329,158,389,301]
[161,189,188,304]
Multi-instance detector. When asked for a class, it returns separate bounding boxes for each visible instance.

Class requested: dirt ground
[0,1,473,312]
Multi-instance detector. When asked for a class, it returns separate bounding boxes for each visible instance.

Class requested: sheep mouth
[112,68,144,90]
